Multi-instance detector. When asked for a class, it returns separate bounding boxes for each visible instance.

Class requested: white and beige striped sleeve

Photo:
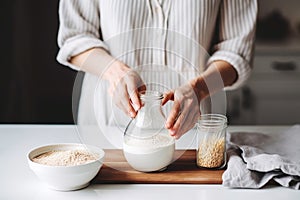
[207,0,258,90]
[56,0,107,70]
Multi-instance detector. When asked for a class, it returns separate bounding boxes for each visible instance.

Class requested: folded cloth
[222,125,300,189]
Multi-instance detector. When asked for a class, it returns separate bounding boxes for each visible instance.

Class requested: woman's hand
[103,61,146,118]
[70,48,146,118]
[162,61,239,139]
[162,81,202,139]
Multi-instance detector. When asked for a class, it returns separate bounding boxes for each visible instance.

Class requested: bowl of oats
[27,143,105,191]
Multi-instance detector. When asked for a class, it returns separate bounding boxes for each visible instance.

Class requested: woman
[57,0,257,140]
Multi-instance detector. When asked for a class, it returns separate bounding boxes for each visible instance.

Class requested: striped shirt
[57,0,257,128]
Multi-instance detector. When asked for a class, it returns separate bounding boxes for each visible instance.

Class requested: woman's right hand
[103,61,146,118]
[70,48,146,118]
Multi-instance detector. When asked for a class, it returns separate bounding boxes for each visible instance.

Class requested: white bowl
[27,143,105,191]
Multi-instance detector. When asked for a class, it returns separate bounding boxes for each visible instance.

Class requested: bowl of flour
[27,143,105,191]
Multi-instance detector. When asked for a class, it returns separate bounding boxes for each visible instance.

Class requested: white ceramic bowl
[27,143,105,191]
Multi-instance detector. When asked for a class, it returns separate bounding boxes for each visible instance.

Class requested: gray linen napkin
[222,125,300,189]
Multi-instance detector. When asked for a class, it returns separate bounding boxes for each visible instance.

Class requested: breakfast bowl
[27,143,105,191]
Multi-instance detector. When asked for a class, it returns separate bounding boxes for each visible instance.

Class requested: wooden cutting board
[93,150,224,184]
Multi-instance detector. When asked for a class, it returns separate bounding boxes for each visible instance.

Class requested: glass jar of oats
[196,114,227,169]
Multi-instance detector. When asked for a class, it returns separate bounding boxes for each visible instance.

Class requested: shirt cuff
[57,35,109,71]
[207,50,252,90]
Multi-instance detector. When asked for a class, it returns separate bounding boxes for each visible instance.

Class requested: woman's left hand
[162,81,201,139]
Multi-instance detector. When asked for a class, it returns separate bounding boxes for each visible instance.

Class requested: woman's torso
[78,0,221,129]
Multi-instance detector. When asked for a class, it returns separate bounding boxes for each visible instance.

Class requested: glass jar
[123,91,175,172]
[196,114,227,169]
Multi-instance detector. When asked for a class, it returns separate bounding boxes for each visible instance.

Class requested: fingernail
[169,130,175,135]
[130,111,135,117]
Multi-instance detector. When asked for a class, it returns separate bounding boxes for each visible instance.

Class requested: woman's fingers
[138,84,147,93]
[165,101,181,129]
[170,110,187,135]
[112,79,137,118]
[111,69,146,118]
[164,82,201,139]
[126,72,138,106]
[128,70,147,109]
[127,86,141,111]
[162,91,174,105]
[171,109,199,139]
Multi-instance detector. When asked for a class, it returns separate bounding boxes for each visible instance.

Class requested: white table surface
[1,125,299,200]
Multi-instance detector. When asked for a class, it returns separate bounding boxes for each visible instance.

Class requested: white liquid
[123,134,175,172]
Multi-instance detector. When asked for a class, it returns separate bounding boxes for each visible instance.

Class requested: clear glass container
[196,114,227,169]
[123,91,175,172]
